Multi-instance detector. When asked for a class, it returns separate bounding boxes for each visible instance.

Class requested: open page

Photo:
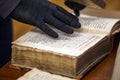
[13,28,106,57]
[78,14,120,34]
[17,68,75,80]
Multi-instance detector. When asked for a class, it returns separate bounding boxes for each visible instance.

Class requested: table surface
[0,46,118,80]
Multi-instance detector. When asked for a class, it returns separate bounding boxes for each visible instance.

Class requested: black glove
[11,0,81,38]
[65,0,86,16]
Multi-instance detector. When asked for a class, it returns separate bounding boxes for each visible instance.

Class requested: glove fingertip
[71,20,81,28]
[38,24,59,38]
[44,29,59,38]
[51,33,59,38]
[74,10,80,16]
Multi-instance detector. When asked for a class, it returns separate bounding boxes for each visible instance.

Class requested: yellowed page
[78,14,120,34]
[13,28,106,57]
[17,68,75,80]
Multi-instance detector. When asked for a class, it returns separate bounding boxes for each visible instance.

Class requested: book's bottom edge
[11,53,108,80]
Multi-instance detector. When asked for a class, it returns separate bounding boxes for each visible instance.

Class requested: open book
[11,13,120,79]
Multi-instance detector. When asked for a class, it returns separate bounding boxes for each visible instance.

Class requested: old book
[67,0,106,9]
[11,14,120,79]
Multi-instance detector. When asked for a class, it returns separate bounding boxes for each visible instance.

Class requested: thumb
[65,1,86,16]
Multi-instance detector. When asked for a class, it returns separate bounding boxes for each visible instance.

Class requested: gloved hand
[11,0,81,38]
[65,0,86,16]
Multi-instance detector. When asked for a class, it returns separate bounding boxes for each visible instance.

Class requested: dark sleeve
[0,0,21,18]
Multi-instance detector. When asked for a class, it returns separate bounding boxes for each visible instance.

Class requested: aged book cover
[67,0,106,9]
[11,13,120,79]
